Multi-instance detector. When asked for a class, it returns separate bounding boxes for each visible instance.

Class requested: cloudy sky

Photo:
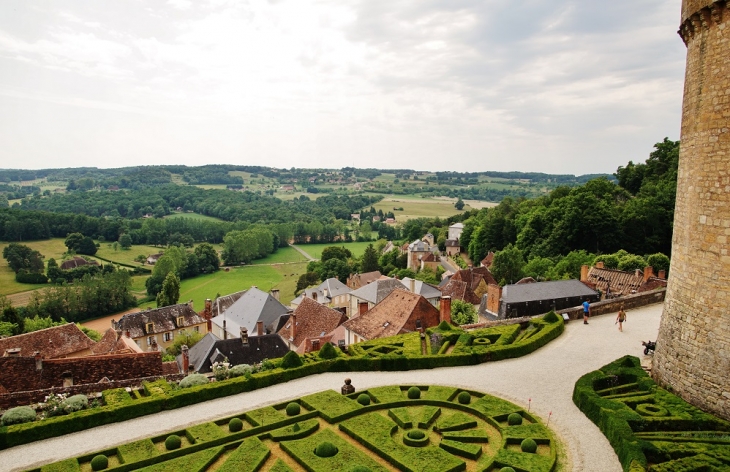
[0,0,686,175]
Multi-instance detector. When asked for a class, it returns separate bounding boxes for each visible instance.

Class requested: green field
[294,242,374,261]
[0,239,70,296]
[248,246,308,265]
[163,212,226,222]
[371,196,468,221]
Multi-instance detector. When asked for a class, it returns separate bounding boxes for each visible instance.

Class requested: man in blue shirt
[582,300,591,324]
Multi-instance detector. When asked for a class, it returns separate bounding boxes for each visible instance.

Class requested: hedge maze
[33,386,559,472]
[573,356,730,471]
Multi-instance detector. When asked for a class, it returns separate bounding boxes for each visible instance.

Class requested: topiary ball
[351,467,371,472]
[521,438,538,453]
[507,413,523,426]
[179,373,208,389]
[281,351,303,369]
[314,441,338,457]
[90,454,108,471]
[457,391,471,404]
[1,406,36,426]
[407,386,421,399]
[407,430,426,440]
[165,434,182,450]
[357,394,371,406]
[286,402,301,416]
[499,468,516,472]
[229,417,243,432]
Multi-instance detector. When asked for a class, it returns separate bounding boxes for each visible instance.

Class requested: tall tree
[490,244,525,286]
[156,272,181,308]
[360,244,379,273]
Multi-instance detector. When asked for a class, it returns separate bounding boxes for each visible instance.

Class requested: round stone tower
[653,0,730,420]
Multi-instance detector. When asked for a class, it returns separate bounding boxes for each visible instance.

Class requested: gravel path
[289,244,315,261]
[1,303,663,472]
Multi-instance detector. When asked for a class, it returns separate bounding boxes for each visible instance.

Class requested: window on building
[163,332,172,342]
[145,322,154,333]
[179,329,186,335]
[177,316,184,327]
[147,336,156,346]
[193,326,199,332]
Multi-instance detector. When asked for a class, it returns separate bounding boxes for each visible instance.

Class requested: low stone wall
[0,374,185,410]
[463,289,666,330]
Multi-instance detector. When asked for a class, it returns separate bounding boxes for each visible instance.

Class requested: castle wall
[653,0,730,420]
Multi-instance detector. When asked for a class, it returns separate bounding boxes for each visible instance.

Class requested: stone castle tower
[653,0,730,420]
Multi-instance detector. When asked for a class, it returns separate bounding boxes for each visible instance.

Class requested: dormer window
[177,316,184,327]
[146,322,154,333]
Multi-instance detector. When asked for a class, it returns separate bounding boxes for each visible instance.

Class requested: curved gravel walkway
[1,303,663,472]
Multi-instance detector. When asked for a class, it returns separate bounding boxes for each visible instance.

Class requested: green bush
[229,417,243,432]
[499,468,515,472]
[457,391,471,404]
[229,364,253,378]
[1,406,36,426]
[314,441,338,457]
[165,434,182,450]
[407,386,421,399]
[407,430,425,439]
[281,351,303,369]
[285,402,301,416]
[63,395,89,413]
[438,321,452,330]
[351,467,371,472]
[507,413,523,426]
[318,342,338,359]
[542,311,560,323]
[179,374,208,388]
[90,454,108,471]
[357,394,371,406]
[521,438,537,453]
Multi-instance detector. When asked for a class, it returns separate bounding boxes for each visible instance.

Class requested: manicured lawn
[295,242,375,261]
[248,247,308,265]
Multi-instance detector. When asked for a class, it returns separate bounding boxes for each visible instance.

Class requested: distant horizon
[0,1,683,175]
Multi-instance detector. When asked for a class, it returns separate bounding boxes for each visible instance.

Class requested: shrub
[507,413,523,426]
[438,321,452,331]
[179,374,208,388]
[281,351,303,369]
[407,430,425,439]
[1,406,36,426]
[351,467,371,472]
[542,311,560,323]
[63,394,89,413]
[521,438,537,453]
[285,402,301,416]
[90,454,109,471]
[499,468,516,472]
[165,434,182,450]
[314,441,338,457]
[357,394,371,406]
[43,393,69,417]
[407,386,421,399]
[457,391,471,404]
[318,342,338,359]
[229,417,243,432]
[229,364,253,378]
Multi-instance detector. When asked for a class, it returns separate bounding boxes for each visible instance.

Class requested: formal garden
[573,356,730,471]
[31,385,558,472]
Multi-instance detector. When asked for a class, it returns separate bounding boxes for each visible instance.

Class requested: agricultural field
[0,239,70,297]
[35,385,560,472]
[371,196,468,221]
[163,212,226,223]
[293,242,374,261]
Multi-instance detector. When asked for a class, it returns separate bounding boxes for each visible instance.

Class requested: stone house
[290,278,351,312]
[59,256,99,270]
[0,323,97,359]
[406,239,438,270]
[448,223,464,241]
[210,286,290,340]
[112,302,207,353]
[146,253,163,265]
[277,297,348,352]
[580,263,667,299]
[178,331,289,374]
[346,270,383,290]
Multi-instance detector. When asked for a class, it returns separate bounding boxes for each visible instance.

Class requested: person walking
[616,304,627,332]
[582,300,591,324]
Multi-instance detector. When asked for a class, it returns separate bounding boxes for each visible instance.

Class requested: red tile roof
[451,267,497,288]
[439,279,480,304]
[342,288,440,340]
[0,323,96,358]
[278,297,347,348]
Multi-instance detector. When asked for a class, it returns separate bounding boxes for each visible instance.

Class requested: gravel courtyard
[0,303,664,472]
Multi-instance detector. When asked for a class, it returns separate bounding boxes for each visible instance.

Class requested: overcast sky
[0,0,686,175]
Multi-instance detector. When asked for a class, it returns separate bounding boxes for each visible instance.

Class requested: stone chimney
[290,314,297,342]
[125,330,131,338]
[635,269,642,278]
[241,327,249,344]
[312,292,318,302]
[595,261,604,269]
[580,265,589,282]
[323,288,329,299]
[658,269,666,279]
[440,296,452,324]
[204,298,212,332]
[187,299,194,309]
[34,351,42,371]
[181,345,189,374]
[270,289,280,301]
[410,278,416,293]
[257,320,264,336]
[358,301,369,317]
[643,266,654,283]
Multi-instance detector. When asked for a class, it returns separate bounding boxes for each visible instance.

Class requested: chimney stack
[410,278,416,293]
[596,261,604,269]
[270,289,280,301]
[580,265,589,282]
[181,345,189,374]
[34,351,42,371]
[358,301,369,317]
[643,266,654,283]
[257,320,264,336]
[635,269,642,278]
[440,296,452,324]
[658,269,666,279]
[204,298,213,333]
[290,314,297,342]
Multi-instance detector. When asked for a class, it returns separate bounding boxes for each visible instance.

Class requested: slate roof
[114,303,205,338]
[400,278,442,300]
[408,239,432,252]
[290,278,351,306]
[181,334,289,373]
[347,271,382,289]
[0,323,96,358]
[439,279,480,305]
[342,289,441,340]
[501,280,598,304]
[278,297,347,348]
[210,287,290,338]
[177,332,220,373]
[211,290,247,318]
[349,278,404,305]
[451,267,498,288]
[60,256,99,270]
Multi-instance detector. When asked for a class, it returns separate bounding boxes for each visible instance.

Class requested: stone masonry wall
[653,0,730,420]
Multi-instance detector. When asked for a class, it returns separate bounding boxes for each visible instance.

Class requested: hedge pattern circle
[58,385,558,472]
